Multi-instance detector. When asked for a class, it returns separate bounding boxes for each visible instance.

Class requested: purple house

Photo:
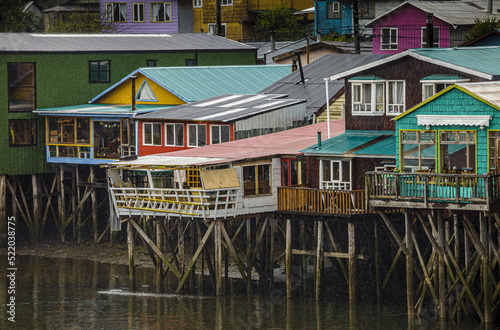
[100,0,192,33]
[365,1,499,55]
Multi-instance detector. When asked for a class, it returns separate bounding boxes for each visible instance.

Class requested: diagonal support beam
[220,221,248,282]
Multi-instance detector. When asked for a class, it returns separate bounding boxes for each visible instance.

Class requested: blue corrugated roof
[301,131,395,156]
[91,65,292,104]
[34,103,170,116]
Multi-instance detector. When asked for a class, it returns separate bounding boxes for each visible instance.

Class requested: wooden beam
[220,221,248,282]
[286,218,292,298]
[315,220,323,301]
[405,212,415,316]
[348,222,356,304]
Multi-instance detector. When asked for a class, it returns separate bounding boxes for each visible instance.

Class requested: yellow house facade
[193,0,314,41]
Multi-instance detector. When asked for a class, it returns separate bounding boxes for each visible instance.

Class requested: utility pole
[216,0,222,36]
[426,12,434,48]
[353,0,360,54]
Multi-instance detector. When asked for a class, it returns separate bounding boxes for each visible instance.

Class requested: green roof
[348,75,384,81]
[91,65,292,103]
[302,131,395,156]
[34,103,171,116]
[420,74,467,81]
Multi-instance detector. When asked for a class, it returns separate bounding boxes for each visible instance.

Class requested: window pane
[153,123,161,145]
[166,124,174,145]
[144,124,152,145]
[282,161,289,186]
[221,125,230,143]
[212,126,220,144]
[322,161,331,182]
[332,161,340,181]
[8,63,36,111]
[290,160,298,186]
[188,125,196,146]
[341,161,350,183]
[243,166,256,196]
[175,124,183,146]
[198,125,206,146]
[258,165,271,194]
[9,119,36,146]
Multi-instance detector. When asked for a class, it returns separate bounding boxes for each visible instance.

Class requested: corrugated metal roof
[0,33,256,53]
[330,46,500,81]
[456,81,500,109]
[260,54,388,117]
[135,94,305,122]
[106,120,346,168]
[366,0,499,27]
[301,131,395,156]
[354,135,396,156]
[92,65,292,103]
[420,74,467,81]
[34,103,171,116]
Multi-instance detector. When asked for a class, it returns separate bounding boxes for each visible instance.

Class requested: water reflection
[0,254,496,329]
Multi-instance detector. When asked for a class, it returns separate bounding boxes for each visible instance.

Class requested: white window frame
[210,125,230,144]
[133,3,145,22]
[151,2,172,22]
[221,0,232,6]
[327,2,341,19]
[350,79,385,115]
[320,159,352,190]
[386,80,405,115]
[188,124,207,147]
[420,78,470,100]
[381,27,398,50]
[421,26,440,48]
[165,123,184,147]
[208,23,226,37]
[106,3,127,23]
[143,122,162,146]
[193,0,202,8]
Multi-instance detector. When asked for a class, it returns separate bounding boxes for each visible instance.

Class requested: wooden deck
[365,171,500,211]
[277,187,370,216]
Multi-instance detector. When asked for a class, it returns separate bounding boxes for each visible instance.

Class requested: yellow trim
[487,129,500,171]
[399,129,437,172]
[150,2,173,23]
[394,84,500,121]
[437,129,477,174]
[132,3,145,23]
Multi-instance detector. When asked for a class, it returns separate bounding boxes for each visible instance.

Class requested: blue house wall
[315,1,352,36]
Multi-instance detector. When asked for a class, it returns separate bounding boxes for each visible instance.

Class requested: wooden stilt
[286,218,292,298]
[348,221,356,304]
[197,221,204,294]
[246,218,252,293]
[76,167,82,243]
[127,220,135,289]
[90,166,98,242]
[453,214,460,319]
[300,220,307,294]
[32,174,42,242]
[480,213,491,322]
[374,218,381,303]
[59,165,66,242]
[269,217,275,291]
[437,211,446,319]
[156,220,163,290]
[190,219,196,290]
[215,221,222,295]
[405,212,415,316]
[71,169,77,240]
[178,218,185,274]
[315,220,324,301]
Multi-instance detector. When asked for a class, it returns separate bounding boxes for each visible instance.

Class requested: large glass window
[89,61,110,83]
[352,82,384,114]
[106,3,127,22]
[8,62,36,112]
[400,130,436,172]
[94,121,121,158]
[386,80,405,115]
[151,3,171,22]
[165,123,184,146]
[133,3,145,22]
[47,117,90,145]
[120,118,136,157]
[143,122,162,146]
[440,131,476,173]
[321,159,351,190]
[188,124,206,147]
[211,125,230,144]
[9,119,36,147]
[243,164,271,196]
[381,28,398,50]
[282,159,304,187]
[326,2,341,19]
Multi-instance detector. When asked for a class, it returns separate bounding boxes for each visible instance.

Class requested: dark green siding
[0,50,256,175]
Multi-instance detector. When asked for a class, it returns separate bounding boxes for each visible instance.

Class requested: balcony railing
[365,171,500,211]
[277,187,369,215]
[109,187,240,220]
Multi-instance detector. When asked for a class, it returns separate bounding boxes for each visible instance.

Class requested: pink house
[366,1,499,55]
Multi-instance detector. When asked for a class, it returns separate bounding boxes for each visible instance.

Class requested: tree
[47,10,116,33]
[464,17,500,43]
[0,0,29,32]
[254,2,306,41]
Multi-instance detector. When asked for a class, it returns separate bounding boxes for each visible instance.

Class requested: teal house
[394,81,500,176]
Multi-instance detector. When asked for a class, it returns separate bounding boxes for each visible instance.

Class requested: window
[89,61,110,83]
[146,59,157,67]
[151,3,171,22]
[136,81,157,101]
[243,164,271,196]
[440,131,476,173]
[351,80,384,114]
[221,0,232,5]
[47,117,91,145]
[143,122,162,146]
[94,121,121,158]
[321,159,351,190]
[211,125,230,144]
[420,76,469,100]
[327,2,341,19]
[421,26,440,48]
[133,3,145,22]
[282,159,305,186]
[208,23,226,37]
[359,1,375,19]
[400,130,436,172]
[386,80,405,115]
[165,123,184,146]
[9,119,36,147]
[488,131,500,171]
[185,59,197,66]
[381,28,398,50]
[188,124,206,147]
[120,118,136,157]
[8,62,36,112]
[106,3,127,22]
[193,0,202,8]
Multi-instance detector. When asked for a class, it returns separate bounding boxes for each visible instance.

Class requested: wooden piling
[32,174,41,242]
[215,221,222,295]
[437,211,446,319]
[348,221,356,304]
[58,165,66,242]
[315,220,324,300]
[405,212,415,316]
[300,220,307,294]
[156,220,163,290]
[374,218,381,302]
[90,166,98,242]
[269,218,275,290]
[286,218,292,298]
[127,220,135,289]
[178,218,185,274]
[480,213,491,322]
[246,218,252,293]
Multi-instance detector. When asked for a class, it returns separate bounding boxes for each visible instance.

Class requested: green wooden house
[0,33,257,176]
[394,81,500,176]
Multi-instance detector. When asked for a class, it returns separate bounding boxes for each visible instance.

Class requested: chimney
[294,50,305,84]
[130,75,137,110]
[317,130,322,148]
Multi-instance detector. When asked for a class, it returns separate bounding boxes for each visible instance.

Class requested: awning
[417,115,491,128]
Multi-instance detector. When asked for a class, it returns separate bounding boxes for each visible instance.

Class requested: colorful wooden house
[366,0,499,55]
[315,0,404,37]
[99,0,194,33]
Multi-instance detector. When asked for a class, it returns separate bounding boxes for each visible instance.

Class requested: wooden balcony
[277,187,370,216]
[365,171,500,211]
